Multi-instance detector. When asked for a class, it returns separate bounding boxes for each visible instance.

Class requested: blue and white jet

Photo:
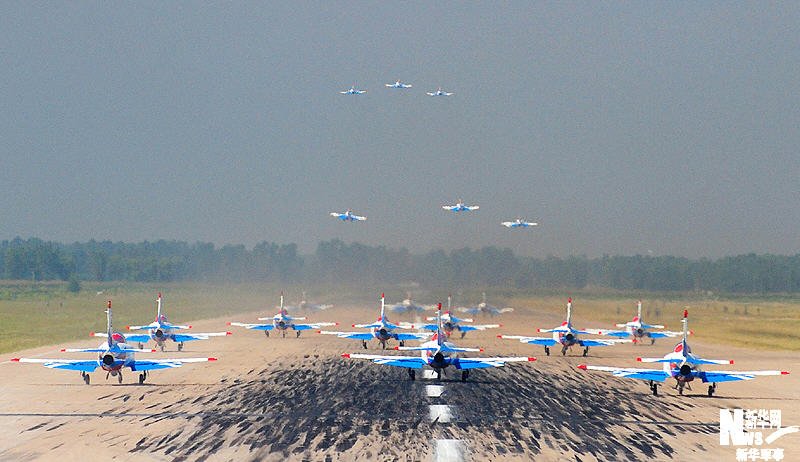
[342,303,535,382]
[340,85,366,95]
[499,298,629,356]
[501,218,538,228]
[578,310,790,396]
[319,293,430,349]
[330,209,367,222]
[585,300,684,345]
[387,295,429,314]
[427,87,453,96]
[123,293,232,351]
[385,80,412,89]
[228,293,338,338]
[284,291,333,313]
[458,293,514,317]
[12,301,217,385]
[415,295,500,339]
[442,200,479,212]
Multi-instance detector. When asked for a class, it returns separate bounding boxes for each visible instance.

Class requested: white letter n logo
[720,409,747,446]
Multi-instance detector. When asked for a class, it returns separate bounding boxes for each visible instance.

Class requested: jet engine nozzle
[155,329,164,338]
[679,364,692,376]
[564,333,575,342]
[102,354,115,366]
[636,328,645,336]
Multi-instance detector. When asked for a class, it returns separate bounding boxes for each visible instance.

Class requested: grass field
[1,282,799,353]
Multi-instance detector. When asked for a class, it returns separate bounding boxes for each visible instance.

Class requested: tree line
[1,237,799,294]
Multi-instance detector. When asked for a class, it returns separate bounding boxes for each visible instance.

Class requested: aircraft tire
[362,341,367,349]
[139,373,146,384]
[117,373,123,384]
[83,373,90,385]
[461,370,469,382]
[178,343,183,351]
[544,347,550,356]
[408,369,415,381]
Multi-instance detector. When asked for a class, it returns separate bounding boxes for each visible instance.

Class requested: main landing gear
[177,342,184,352]
[264,331,270,337]
[436,370,442,380]
[362,340,368,350]
[460,331,466,339]
[708,383,717,397]
[160,344,165,352]
[561,346,568,356]
[674,382,690,395]
[544,346,550,356]
[582,347,589,357]
[138,343,144,349]
[399,341,405,347]
[649,380,658,396]
[408,369,416,381]
[296,331,301,338]
[461,370,470,382]
[81,371,90,385]
[139,371,148,385]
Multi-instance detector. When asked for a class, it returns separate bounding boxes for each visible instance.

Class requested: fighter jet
[499,298,629,356]
[342,303,535,382]
[228,293,337,338]
[415,295,500,339]
[387,295,429,314]
[458,293,514,317]
[501,218,538,228]
[427,87,453,96]
[442,200,479,212]
[385,80,412,89]
[123,293,231,351]
[284,291,333,313]
[585,301,684,345]
[319,293,430,349]
[340,85,366,95]
[11,302,217,385]
[578,310,790,396]
[330,209,367,222]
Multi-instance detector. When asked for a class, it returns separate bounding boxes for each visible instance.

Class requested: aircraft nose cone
[565,333,575,342]
[379,328,388,337]
[679,364,692,376]
[636,328,644,336]
[155,329,164,338]
[102,354,115,366]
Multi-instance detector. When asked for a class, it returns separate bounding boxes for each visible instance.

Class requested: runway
[1,303,798,461]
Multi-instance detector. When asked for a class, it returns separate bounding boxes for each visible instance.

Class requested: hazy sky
[2,2,798,258]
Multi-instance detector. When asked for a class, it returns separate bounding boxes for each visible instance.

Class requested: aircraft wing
[131,357,217,372]
[228,322,274,331]
[637,357,734,366]
[397,345,482,353]
[648,331,682,339]
[498,335,559,346]
[457,307,481,316]
[584,328,629,338]
[11,358,99,372]
[394,332,432,341]
[352,215,367,221]
[697,370,789,383]
[342,353,427,369]
[452,356,535,370]
[293,322,338,331]
[127,322,158,330]
[577,338,630,347]
[172,332,232,342]
[123,334,153,343]
[578,364,672,382]
[418,323,439,331]
[465,205,478,210]
[459,324,500,332]
[319,330,374,341]
[61,347,155,353]
[640,323,665,329]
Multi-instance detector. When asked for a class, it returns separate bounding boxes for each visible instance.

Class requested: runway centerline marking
[425,384,445,398]
[435,439,466,462]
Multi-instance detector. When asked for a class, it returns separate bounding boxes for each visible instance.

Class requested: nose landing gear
[81,371,90,385]
[544,346,550,356]
[408,369,416,381]
[139,371,148,384]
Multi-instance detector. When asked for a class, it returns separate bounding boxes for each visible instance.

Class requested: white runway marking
[435,439,467,462]
[422,370,438,379]
[429,404,454,423]
[425,384,444,398]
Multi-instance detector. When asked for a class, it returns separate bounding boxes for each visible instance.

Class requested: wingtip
[150,349,157,352]
[89,332,95,337]
[60,348,66,352]
[225,332,232,336]
[781,371,790,375]
[341,353,351,359]
[528,357,537,362]
[226,322,232,326]
[636,357,643,362]
[577,364,587,370]
[125,326,131,330]
[729,360,734,364]
[496,335,503,338]
[536,328,542,333]
[208,357,217,361]
[351,324,356,327]
[10,358,20,362]
[393,346,400,350]
[187,325,192,329]
[479,348,485,352]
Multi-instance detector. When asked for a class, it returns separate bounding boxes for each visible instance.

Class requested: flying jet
[501,218,538,228]
[385,80,412,89]
[499,298,629,356]
[387,295,429,314]
[577,310,790,396]
[585,301,684,345]
[458,293,514,317]
[123,293,232,351]
[342,303,535,381]
[442,200,479,212]
[228,293,338,338]
[330,209,367,222]
[427,87,453,96]
[340,85,366,95]
[11,302,217,385]
[415,295,500,339]
[319,293,430,349]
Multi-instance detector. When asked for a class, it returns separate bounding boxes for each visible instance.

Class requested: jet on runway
[578,310,789,396]
[319,293,430,349]
[499,298,629,356]
[501,218,538,228]
[228,293,338,338]
[12,302,217,385]
[585,301,684,345]
[385,80,412,88]
[284,291,333,313]
[123,293,231,351]
[330,209,367,222]
[458,293,514,317]
[387,295,429,314]
[342,303,535,382]
[415,295,500,339]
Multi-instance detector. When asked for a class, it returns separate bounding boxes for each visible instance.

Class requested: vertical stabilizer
[637,300,642,321]
[436,303,444,346]
[280,291,285,314]
[106,300,114,346]
[566,298,573,326]
[156,292,163,322]
[447,294,452,312]
[380,293,386,322]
